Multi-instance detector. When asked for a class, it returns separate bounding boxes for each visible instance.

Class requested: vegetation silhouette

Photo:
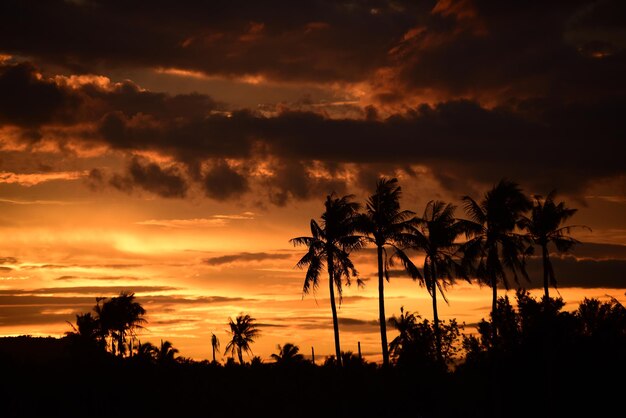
[408,200,474,363]
[271,342,305,365]
[224,313,260,364]
[461,179,532,342]
[290,193,363,367]
[360,177,419,367]
[211,332,220,364]
[520,190,590,299]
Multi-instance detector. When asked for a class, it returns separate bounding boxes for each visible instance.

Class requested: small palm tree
[520,190,589,299]
[290,193,363,367]
[388,306,420,361]
[156,339,179,364]
[409,200,474,363]
[271,342,305,364]
[135,341,158,362]
[211,333,220,364]
[224,313,260,365]
[360,177,420,367]
[94,291,146,357]
[462,179,532,342]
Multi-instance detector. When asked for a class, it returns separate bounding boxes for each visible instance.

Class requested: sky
[0,0,625,363]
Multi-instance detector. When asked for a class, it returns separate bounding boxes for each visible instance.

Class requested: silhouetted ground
[0,333,623,418]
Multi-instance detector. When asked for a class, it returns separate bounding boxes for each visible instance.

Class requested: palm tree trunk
[430,261,442,364]
[238,346,244,365]
[212,345,216,363]
[542,243,550,300]
[327,251,342,367]
[491,272,498,346]
[377,245,389,367]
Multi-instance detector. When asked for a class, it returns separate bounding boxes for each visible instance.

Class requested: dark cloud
[570,242,626,260]
[204,252,291,266]
[203,161,249,200]
[0,62,78,127]
[0,257,18,264]
[0,0,424,83]
[523,256,626,289]
[110,157,188,198]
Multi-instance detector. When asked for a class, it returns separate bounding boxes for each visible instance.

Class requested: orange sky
[0,0,625,362]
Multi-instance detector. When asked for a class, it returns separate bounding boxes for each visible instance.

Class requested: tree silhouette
[409,200,473,363]
[224,313,260,365]
[290,193,363,367]
[462,179,531,342]
[271,342,305,365]
[520,190,588,299]
[360,177,420,367]
[156,339,179,364]
[388,306,420,361]
[211,333,220,364]
[137,340,157,359]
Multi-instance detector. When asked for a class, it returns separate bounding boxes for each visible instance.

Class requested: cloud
[0,170,87,186]
[204,252,291,266]
[523,256,626,289]
[53,275,141,281]
[110,157,188,198]
[0,286,177,295]
[203,160,249,200]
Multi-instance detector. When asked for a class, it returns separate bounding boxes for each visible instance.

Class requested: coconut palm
[462,179,532,342]
[211,333,220,364]
[290,193,363,367]
[409,200,474,362]
[271,342,305,364]
[360,177,420,367]
[224,313,260,364]
[135,341,158,362]
[520,190,588,299]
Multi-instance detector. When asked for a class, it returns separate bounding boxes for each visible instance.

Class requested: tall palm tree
[409,200,474,363]
[224,313,260,364]
[520,190,588,299]
[271,342,305,364]
[462,179,532,342]
[211,333,220,364]
[290,193,363,367]
[361,177,420,367]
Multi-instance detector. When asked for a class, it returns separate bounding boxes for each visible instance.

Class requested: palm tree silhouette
[360,177,420,367]
[388,306,420,360]
[409,200,474,363]
[93,291,146,356]
[271,342,305,364]
[156,339,179,364]
[224,313,260,365]
[462,179,532,342]
[290,193,363,367]
[211,333,220,364]
[135,340,158,362]
[520,190,588,299]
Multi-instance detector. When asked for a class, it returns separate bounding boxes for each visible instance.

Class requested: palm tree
[360,177,420,367]
[135,341,158,362]
[409,200,474,363]
[224,313,260,364]
[290,193,363,367]
[388,306,420,361]
[156,339,179,364]
[271,342,305,364]
[462,179,532,342]
[520,190,588,299]
[211,333,220,364]
[93,291,146,356]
